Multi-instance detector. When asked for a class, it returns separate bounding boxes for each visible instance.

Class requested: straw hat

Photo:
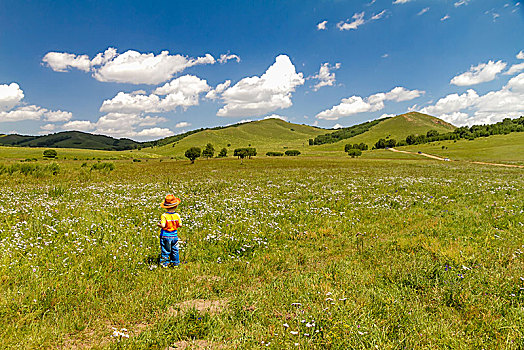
[161,194,181,209]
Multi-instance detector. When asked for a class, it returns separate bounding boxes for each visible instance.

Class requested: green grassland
[150,118,326,157]
[310,112,456,153]
[0,157,522,349]
[397,132,524,165]
[0,146,160,160]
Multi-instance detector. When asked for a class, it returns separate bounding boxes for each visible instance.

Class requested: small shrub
[285,150,301,156]
[202,143,215,158]
[0,162,59,176]
[266,151,284,156]
[43,149,57,158]
[347,149,362,158]
[185,147,201,164]
[90,162,115,171]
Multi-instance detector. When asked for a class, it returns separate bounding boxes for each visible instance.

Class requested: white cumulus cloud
[63,112,172,140]
[175,121,191,128]
[93,50,213,85]
[135,128,174,139]
[337,12,366,30]
[517,50,524,60]
[43,48,224,85]
[215,55,305,117]
[316,96,381,120]
[441,14,450,21]
[311,63,341,91]
[0,83,24,112]
[450,60,507,86]
[264,114,288,121]
[317,20,328,30]
[205,80,231,100]
[218,54,240,64]
[0,105,46,122]
[421,89,480,115]
[421,73,524,126]
[393,0,413,4]
[40,123,57,132]
[62,120,95,132]
[316,86,424,120]
[42,52,92,72]
[0,82,74,126]
[505,63,524,75]
[44,110,72,122]
[100,75,210,114]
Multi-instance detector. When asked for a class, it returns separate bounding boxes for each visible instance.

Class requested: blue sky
[1,0,523,140]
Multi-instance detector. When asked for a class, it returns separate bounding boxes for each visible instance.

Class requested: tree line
[309,118,387,145]
[372,116,524,149]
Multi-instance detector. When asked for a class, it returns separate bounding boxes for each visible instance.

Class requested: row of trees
[184,144,259,163]
[344,143,368,152]
[393,117,524,148]
[309,118,386,145]
[266,150,301,156]
[373,138,397,149]
[185,144,305,163]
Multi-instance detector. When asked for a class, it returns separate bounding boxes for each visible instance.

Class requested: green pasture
[0,156,522,349]
[398,132,524,165]
[0,146,160,160]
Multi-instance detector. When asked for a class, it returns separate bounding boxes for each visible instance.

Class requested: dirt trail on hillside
[388,148,524,168]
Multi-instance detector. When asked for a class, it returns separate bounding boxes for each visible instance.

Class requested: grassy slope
[310,112,456,153]
[397,132,524,164]
[150,118,327,157]
[0,146,160,160]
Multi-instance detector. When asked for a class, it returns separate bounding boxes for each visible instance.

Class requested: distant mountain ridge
[0,131,142,151]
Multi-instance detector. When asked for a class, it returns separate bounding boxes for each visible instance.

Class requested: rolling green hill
[310,112,456,152]
[150,118,327,157]
[398,132,524,165]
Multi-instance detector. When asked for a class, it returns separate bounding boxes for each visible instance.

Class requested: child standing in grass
[157,194,182,268]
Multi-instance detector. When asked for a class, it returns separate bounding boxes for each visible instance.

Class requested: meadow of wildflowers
[0,157,522,349]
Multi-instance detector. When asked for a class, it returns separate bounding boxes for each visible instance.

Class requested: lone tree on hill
[247,147,257,159]
[218,148,227,158]
[285,150,301,156]
[234,148,249,164]
[185,147,201,164]
[43,149,57,158]
[202,143,215,158]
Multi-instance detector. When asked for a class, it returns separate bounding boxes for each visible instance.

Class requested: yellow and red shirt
[161,212,181,237]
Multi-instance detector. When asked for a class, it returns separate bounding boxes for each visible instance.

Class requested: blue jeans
[160,236,179,266]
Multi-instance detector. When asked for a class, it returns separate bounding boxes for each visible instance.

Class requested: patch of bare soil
[61,321,152,349]
[169,299,228,316]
